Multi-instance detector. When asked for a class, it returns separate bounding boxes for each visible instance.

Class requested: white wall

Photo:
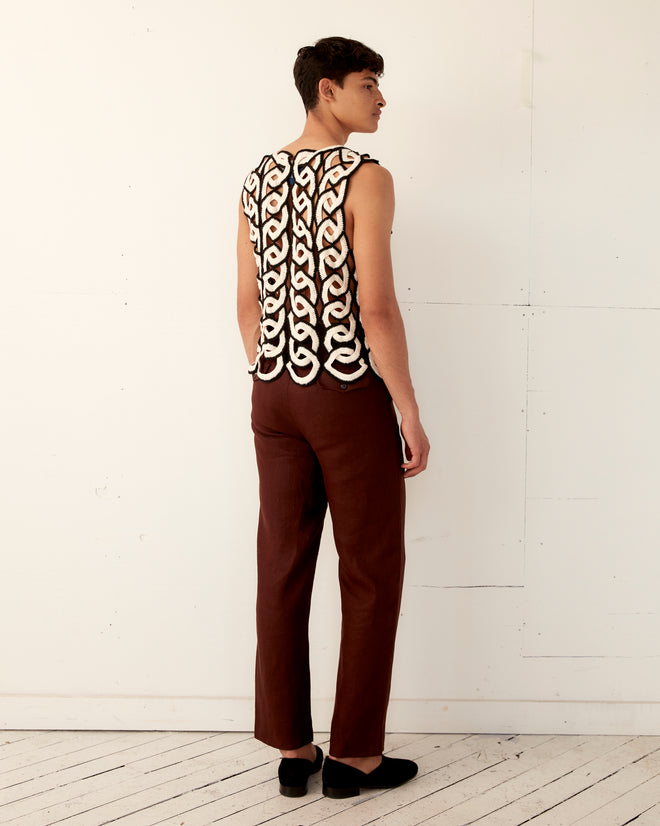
[2,0,659,734]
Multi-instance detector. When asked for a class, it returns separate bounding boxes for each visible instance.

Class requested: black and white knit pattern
[242,146,379,385]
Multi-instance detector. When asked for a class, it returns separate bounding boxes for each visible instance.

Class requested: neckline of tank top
[273,145,355,156]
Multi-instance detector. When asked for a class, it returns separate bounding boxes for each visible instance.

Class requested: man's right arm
[236,198,261,364]
[349,163,430,478]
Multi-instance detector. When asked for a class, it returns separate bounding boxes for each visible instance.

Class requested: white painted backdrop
[2,0,659,734]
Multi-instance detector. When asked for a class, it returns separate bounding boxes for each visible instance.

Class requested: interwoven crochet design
[242,146,379,384]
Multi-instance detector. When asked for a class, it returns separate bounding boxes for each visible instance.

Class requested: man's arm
[236,198,261,364]
[349,162,430,478]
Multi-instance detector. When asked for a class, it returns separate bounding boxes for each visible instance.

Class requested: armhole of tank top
[341,154,380,251]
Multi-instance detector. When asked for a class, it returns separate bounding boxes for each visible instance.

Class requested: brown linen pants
[251,369,406,758]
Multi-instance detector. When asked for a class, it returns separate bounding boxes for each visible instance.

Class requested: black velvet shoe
[322,754,418,798]
[278,745,323,797]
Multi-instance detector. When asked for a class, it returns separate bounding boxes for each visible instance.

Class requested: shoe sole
[322,774,417,798]
[279,783,308,797]
[323,783,360,798]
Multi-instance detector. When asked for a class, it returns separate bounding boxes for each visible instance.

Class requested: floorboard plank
[0,733,224,814]
[625,801,660,825]
[0,732,48,747]
[526,742,660,826]
[0,734,257,826]
[0,732,170,787]
[572,771,660,826]
[427,736,657,826]
[0,732,114,769]
[399,736,631,825]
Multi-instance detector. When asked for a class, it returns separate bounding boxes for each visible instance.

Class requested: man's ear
[318,78,335,103]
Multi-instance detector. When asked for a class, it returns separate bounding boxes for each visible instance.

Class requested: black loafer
[322,754,418,798]
[278,745,324,797]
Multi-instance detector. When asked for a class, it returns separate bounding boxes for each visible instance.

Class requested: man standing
[237,36,430,799]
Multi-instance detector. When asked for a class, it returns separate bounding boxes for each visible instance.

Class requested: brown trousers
[251,369,406,758]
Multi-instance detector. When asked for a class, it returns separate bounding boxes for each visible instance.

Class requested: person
[236,36,430,799]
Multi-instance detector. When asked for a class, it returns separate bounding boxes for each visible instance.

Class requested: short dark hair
[293,36,384,112]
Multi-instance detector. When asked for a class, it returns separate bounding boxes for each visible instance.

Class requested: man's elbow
[237,293,257,321]
[360,301,400,332]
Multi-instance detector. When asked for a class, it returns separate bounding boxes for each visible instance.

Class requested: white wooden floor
[1,731,660,826]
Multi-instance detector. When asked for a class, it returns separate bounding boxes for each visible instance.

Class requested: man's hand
[400,415,430,478]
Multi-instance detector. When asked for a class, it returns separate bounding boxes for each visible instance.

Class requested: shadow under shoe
[278,745,324,797]
[322,755,418,799]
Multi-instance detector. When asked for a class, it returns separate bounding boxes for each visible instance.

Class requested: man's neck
[296,110,350,149]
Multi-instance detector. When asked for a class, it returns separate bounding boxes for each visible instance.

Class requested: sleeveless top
[241,145,380,385]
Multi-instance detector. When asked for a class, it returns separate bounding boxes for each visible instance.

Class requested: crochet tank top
[241,145,379,385]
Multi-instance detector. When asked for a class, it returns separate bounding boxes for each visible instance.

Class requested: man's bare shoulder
[356,159,393,183]
[346,160,395,233]
[350,160,394,201]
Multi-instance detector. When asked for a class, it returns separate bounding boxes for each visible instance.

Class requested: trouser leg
[251,378,327,750]
[304,375,406,758]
